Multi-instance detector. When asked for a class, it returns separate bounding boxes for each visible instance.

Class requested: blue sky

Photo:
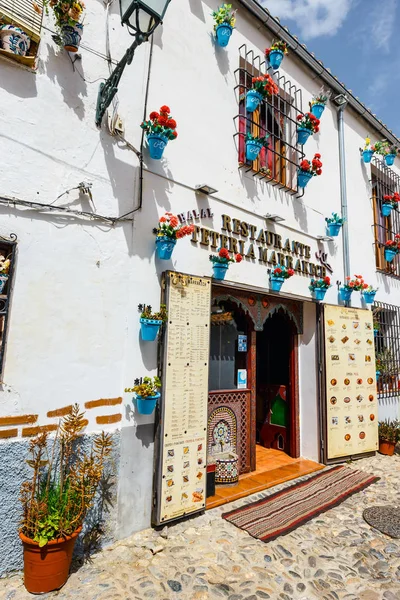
[260,0,400,137]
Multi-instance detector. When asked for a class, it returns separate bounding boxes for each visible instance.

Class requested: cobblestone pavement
[2,454,400,600]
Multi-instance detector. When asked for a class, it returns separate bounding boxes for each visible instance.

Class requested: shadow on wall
[188,0,206,22]
[0,60,38,98]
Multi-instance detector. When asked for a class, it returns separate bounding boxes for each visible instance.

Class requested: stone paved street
[2,454,400,600]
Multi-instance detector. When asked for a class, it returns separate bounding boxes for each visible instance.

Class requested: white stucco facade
[0,0,399,575]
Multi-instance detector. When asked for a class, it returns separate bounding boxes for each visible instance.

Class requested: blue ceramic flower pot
[215,24,232,47]
[62,23,83,52]
[147,133,169,160]
[246,90,263,113]
[297,170,313,188]
[212,263,229,280]
[384,248,397,263]
[268,49,284,70]
[136,392,160,415]
[313,288,327,301]
[140,318,162,341]
[270,276,284,292]
[155,236,176,260]
[311,103,325,119]
[0,275,8,294]
[246,140,263,161]
[339,287,353,302]
[374,329,378,338]
[327,223,342,237]
[362,149,374,163]
[382,203,393,217]
[297,127,312,145]
[362,291,376,305]
[385,153,396,166]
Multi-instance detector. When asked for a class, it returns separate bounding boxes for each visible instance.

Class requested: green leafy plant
[309,276,331,291]
[378,419,400,443]
[372,140,398,157]
[245,132,269,147]
[325,212,345,225]
[138,304,167,322]
[20,405,113,547]
[265,39,289,58]
[37,0,85,37]
[125,376,161,398]
[309,89,331,108]
[212,4,237,29]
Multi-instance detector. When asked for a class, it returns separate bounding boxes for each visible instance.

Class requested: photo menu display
[324,305,379,459]
[155,273,211,525]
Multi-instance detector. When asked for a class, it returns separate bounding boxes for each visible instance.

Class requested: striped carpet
[222,466,378,542]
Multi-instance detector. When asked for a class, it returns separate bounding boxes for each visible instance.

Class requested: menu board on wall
[153,272,211,526]
[324,305,379,460]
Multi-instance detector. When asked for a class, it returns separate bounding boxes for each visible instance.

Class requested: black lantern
[95,0,171,127]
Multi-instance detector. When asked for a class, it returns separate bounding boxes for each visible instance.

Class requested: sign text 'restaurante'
[191,214,330,277]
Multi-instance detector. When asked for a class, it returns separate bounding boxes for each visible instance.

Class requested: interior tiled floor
[206,445,324,509]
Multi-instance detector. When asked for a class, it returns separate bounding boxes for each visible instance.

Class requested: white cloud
[259,0,356,40]
[370,0,397,51]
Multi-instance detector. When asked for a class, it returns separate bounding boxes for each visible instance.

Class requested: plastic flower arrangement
[343,275,368,291]
[363,136,374,151]
[272,265,294,279]
[325,213,345,225]
[383,193,400,208]
[41,0,85,35]
[363,285,378,294]
[125,376,161,398]
[265,39,289,58]
[299,154,323,176]
[385,235,400,251]
[309,90,330,108]
[309,276,331,291]
[245,132,269,147]
[0,255,11,274]
[296,112,320,134]
[251,74,279,98]
[209,247,243,265]
[141,106,177,141]
[212,3,237,29]
[153,213,194,240]
[372,140,398,157]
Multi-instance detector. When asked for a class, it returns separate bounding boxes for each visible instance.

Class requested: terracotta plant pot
[19,527,81,594]
[378,440,396,456]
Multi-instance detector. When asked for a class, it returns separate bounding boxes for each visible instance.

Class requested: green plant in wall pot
[125,376,161,415]
[212,4,237,47]
[245,132,269,162]
[139,303,167,341]
[19,405,112,594]
[378,420,400,455]
[373,140,399,166]
[325,213,345,237]
[40,0,85,52]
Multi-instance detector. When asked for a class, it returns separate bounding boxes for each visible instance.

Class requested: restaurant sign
[191,214,332,278]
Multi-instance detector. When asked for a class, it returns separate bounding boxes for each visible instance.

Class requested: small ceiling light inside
[195,184,218,195]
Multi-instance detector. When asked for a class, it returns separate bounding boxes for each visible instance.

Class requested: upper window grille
[373,301,400,400]
[372,156,400,278]
[0,234,17,378]
[234,44,305,196]
[0,0,43,67]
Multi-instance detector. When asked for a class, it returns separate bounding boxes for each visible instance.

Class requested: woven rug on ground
[222,465,379,542]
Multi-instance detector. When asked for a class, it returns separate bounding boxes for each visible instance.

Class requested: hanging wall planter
[297,171,312,188]
[309,90,330,119]
[296,113,320,146]
[382,203,393,217]
[384,238,400,262]
[141,106,177,160]
[298,154,322,189]
[381,193,399,217]
[325,213,345,237]
[210,248,242,280]
[265,39,288,70]
[270,275,284,292]
[245,132,269,162]
[125,377,161,416]
[339,287,353,302]
[384,247,398,262]
[62,23,83,52]
[362,289,377,305]
[138,304,167,341]
[0,24,30,56]
[136,392,160,415]
[246,74,278,113]
[362,149,374,163]
[44,1,85,53]
[385,154,396,166]
[154,213,194,261]
[269,265,294,292]
[309,276,331,302]
[373,140,399,167]
[212,4,236,48]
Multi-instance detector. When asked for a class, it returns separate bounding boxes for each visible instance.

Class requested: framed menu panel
[153,272,211,526]
[324,305,379,460]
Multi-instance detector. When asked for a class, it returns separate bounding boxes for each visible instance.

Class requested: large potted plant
[125,376,161,415]
[297,153,322,189]
[361,137,375,163]
[339,274,365,302]
[209,248,242,280]
[384,235,400,262]
[296,112,320,145]
[309,89,330,119]
[42,0,85,52]
[269,264,294,292]
[212,3,237,47]
[265,39,288,70]
[373,140,398,166]
[246,73,278,113]
[0,254,11,294]
[153,213,194,260]
[19,405,112,594]
[309,276,331,302]
[382,192,399,217]
[141,106,177,160]
[325,213,345,237]
[245,132,269,162]
[378,420,399,456]
[139,303,167,341]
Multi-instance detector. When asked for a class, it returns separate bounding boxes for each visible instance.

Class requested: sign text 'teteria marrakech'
[190,214,332,277]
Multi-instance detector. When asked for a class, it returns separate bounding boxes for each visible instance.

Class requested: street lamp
[95,0,171,128]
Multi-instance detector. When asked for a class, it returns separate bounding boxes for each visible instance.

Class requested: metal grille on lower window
[371,157,400,278]
[234,44,305,196]
[373,301,400,400]
[0,234,17,377]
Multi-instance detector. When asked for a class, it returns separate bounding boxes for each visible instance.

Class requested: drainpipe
[334,95,350,281]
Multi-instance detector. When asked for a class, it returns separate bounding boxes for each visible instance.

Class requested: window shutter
[0,0,43,41]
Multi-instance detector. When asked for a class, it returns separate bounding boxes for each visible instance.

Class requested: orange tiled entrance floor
[206,446,324,509]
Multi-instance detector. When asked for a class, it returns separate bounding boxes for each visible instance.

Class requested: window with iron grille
[373,301,400,400]
[372,156,400,278]
[234,44,304,196]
